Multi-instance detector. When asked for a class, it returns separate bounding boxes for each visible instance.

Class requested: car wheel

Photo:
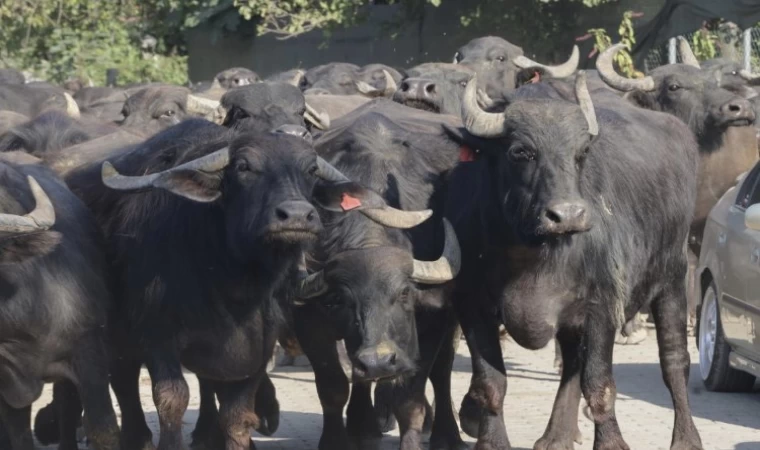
[698,282,756,392]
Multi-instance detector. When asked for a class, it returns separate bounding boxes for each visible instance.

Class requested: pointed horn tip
[26,176,55,228]
[101,161,117,179]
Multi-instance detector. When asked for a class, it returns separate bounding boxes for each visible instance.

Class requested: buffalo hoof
[458,394,482,438]
[254,399,280,437]
[670,441,703,450]
[594,435,630,450]
[534,436,576,450]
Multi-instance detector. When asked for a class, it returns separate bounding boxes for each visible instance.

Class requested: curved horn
[382,69,398,95]
[513,45,580,78]
[739,69,760,83]
[213,104,228,125]
[0,176,56,233]
[461,78,507,137]
[676,37,700,68]
[355,80,382,97]
[304,102,330,130]
[63,93,80,119]
[186,95,220,116]
[411,218,461,284]
[289,70,306,87]
[595,43,655,92]
[575,71,599,136]
[296,270,328,300]
[102,147,230,191]
[315,157,350,183]
[477,88,498,110]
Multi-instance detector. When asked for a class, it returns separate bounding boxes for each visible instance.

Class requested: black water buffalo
[74,87,128,122]
[0,160,120,450]
[64,118,417,450]
[294,100,466,450]
[214,82,330,133]
[264,69,307,88]
[444,73,701,450]
[118,85,219,136]
[0,111,118,157]
[0,83,80,118]
[596,40,758,323]
[453,36,579,101]
[0,111,30,136]
[215,67,261,89]
[303,63,402,96]
[392,63,474,115]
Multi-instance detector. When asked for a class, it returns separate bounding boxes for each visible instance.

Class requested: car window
[736,164,760,209]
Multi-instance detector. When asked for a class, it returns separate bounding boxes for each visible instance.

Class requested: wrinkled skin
[215,67,261,89]
[447,81,701,450]
[0,161,120,450]
[296,100,467,450]
[453,36,524,100]
[392,63,474,115]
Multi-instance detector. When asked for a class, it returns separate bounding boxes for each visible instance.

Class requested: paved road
[34,325,760,450]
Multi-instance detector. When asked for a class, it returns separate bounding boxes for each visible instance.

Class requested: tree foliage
[585,11,644,78]
[0,0,611,85]
[0,0,187,85]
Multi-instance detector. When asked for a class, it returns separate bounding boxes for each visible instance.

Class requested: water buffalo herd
[0,35,758,450]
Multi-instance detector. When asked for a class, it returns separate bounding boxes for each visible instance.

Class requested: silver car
[697,165,760,391]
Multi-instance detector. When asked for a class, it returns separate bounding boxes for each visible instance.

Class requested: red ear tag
[459,145,476,162]
[340,193,362,211]
[529,71,541,84]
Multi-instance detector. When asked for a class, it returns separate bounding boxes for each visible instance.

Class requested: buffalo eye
[577,146,591,162]
[234,159,250,172]
[668,84,681,92]
[731,70,738,76]
[496,56,505,62]
[508,146,536,162]
[459,80,468,87]
[161,109,176,118]
[307,164,318,176]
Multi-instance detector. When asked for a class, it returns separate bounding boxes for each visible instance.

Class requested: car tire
[698,281,756,392]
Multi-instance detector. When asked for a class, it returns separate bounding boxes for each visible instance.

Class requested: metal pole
[668,37,677,64]
[743,28,752,72]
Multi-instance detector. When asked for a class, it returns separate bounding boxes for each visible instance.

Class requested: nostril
[275,208,289,221]
[388,353,397,366]
[400,82,410,92]
[729,104,742,113]
[545,209,562,224]
[306,211,315,222]
[425,84,436,94]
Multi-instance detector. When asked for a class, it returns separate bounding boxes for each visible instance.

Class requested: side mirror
[745,204,760,231]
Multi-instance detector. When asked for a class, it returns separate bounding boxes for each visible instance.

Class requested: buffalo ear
[515,67,549,87]
[0,231,62,264]
[312,181,388,212]
[622,90,657,110]
[153,169,223,203]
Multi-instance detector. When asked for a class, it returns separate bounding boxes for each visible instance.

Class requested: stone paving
[34,325,760,450]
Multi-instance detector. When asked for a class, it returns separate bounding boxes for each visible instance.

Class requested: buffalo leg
[217,378,261,450]
[0,400,33,450]
[110,356,154,450]
[190,378,224,450]
[650,289,703,450]
[429,316,468,450]
[455,299,510,450]
[253,375,279,436]
[145,352,190,450]
[346,382,382,450]
[581,312,628,450]
[72,333,120,450]
[54,381,82,450]
[534,326,583,450]
[293,306,350,450]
